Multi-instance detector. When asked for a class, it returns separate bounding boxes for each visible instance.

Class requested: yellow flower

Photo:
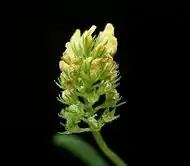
[59,23,118,77]
[97,23,118,56]
[90,55,116,76]
[62,89,71,100]
[61,29,81,65]
[70,29,81,46]
[59,60,69,72]
[59,59,80,73]
[60,29,82,72]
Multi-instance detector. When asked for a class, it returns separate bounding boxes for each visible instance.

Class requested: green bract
[56,23,126,134]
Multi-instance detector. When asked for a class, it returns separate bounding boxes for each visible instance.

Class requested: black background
[0,2,187,166]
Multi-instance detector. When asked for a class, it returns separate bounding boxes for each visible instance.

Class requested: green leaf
[53,134,110,166]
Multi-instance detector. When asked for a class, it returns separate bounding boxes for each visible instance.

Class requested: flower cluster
[56,23,126,134]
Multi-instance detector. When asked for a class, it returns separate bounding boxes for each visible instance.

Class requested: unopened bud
[62,90,71,100]
[104,82,112,91]
[71,29,81,44]
[87,25,96,35]
[88,116,99,130]
[59,60,69,72]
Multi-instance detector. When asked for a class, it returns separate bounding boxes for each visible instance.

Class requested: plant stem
[92,131,127,166]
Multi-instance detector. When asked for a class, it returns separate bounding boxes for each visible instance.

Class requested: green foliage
[53,134,110,166]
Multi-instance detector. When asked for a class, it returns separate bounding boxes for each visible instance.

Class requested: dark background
[0,3,187,166]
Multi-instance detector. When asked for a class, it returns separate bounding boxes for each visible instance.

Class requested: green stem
[92,131,127,166]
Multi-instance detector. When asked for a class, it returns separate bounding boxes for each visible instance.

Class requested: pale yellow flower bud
[60,30,81,66]
[60,72,73,89]
[59,60,69,72]
[94,43,105,53]
[106,36,117,56]
[98,23,118,57]
[90,55,115,77]
[63,42,77,62]
[62,90,71,100]
[90,58,102,76]
[85,25,96,45]
[59,60,80,74]
[61,42,81,71]
[87,25,96,35]
[70,29,81,45]
[104,23,114,35]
